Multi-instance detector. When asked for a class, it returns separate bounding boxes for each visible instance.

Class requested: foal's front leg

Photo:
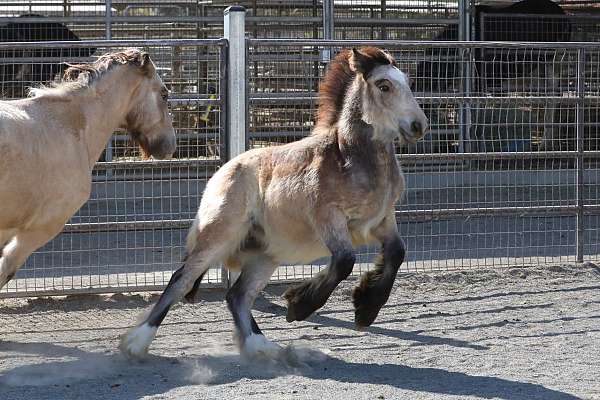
[285,209,355,322]
[353,214,405,328]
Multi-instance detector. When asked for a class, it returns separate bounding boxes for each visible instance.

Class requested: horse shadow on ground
[254,292,490,351]
[0,340,581,400]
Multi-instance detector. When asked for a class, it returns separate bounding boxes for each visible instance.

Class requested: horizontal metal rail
[0,38,228,50]
[247,39,600,50]
[59,202,600,234]
[398,151,600,161]
[396,204,600,221]
[63,219,193,233]
[334,18,458,26]
[480,12,600,21]
[168,97,222,106]
[248,93,597,104]
[93,158,221,171]
[0,15,458,25]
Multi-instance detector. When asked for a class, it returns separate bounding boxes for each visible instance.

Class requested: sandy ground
[1,263,599,400]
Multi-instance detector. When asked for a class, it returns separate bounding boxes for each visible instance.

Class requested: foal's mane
[28,48,149,98]
[315,46,394,129]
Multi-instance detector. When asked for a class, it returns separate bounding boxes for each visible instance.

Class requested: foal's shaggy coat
[121,47,428,359]
[0,49,175,290]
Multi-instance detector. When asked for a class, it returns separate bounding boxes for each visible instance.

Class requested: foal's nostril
[411,121,423,136]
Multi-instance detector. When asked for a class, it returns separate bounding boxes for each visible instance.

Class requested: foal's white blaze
[242,334,282,359]
[119,322,157,359]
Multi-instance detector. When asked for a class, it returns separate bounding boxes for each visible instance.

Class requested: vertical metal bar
[322,0,334,62]
[576,48,586,263]
[105,0,112,40]
[224,6,246,163]
[381,0,387,40]
[458,0,472,154]
[218,41,229,287]
[219,43,228,169]
[224,6,246,287]
[104,0,114,179]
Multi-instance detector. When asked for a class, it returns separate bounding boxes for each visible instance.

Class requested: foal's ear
[349,48,370,75]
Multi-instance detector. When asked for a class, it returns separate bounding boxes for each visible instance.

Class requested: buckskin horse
[0,49,176,290]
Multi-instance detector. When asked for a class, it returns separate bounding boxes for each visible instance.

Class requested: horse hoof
[242,334,282,359]
[285,296,314,322]
[352,286,380,328]
[119,323,157,360]
[284,285,316,322]
[183,289,201,304]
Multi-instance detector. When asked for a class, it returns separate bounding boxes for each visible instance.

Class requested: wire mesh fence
[0,39,227,297]
[2,1,600,297]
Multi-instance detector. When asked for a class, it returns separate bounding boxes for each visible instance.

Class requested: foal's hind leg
[353,213,405,328]
[119,257,211,359]
[226,254,279,358]
[285,208,355,322]
[183,269,208,303]
[120,217,247,358]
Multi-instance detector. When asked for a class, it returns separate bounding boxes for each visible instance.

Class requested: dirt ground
[1,263,599,400]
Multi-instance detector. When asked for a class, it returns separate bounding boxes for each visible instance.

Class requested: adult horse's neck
[73,68,143,169]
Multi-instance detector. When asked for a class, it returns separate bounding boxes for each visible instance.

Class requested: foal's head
[318,47,428,144]
[64,49,176,159]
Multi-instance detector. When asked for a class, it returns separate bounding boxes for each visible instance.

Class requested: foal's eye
[379,84,390,92]
[161,90,169,101]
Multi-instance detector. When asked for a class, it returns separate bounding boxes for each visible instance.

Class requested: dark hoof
[352,284,386,328]
[183,288,200,304]
[284,284,318,322]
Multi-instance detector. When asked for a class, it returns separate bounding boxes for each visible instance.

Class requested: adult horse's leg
[353,214,405,328]
[0,230,15,254]
[285,208,355,322]
[0,226,63,289]
[225,253,279,357]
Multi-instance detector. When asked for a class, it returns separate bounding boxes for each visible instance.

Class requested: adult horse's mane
[315,46,394,130]
[28,48,149,98]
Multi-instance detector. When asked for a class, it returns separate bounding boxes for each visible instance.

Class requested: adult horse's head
[317,47,428,145]
[64,48,176,159]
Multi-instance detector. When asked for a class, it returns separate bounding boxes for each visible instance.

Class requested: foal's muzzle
[400,116,428,144]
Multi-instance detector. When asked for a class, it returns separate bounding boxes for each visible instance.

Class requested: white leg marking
[119,322,157,359]
[241,334,282,359]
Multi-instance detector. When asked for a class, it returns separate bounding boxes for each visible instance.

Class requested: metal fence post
[576,48,586,263]
[322,0,334,62]
[105,0,112,40]
[104,0,114,177]
[224,6,246,286]
[458,0,472,153]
